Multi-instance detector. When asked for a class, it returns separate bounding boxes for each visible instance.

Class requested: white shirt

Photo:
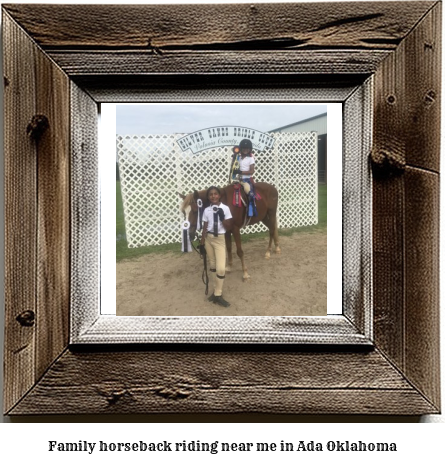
[239,156,255,180]
[202,203,232,234]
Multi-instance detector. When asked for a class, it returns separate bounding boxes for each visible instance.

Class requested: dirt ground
[116,231,326,317]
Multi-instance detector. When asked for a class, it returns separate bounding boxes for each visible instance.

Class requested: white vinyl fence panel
[117,132,318,248]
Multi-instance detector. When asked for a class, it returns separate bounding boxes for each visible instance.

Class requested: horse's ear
[178,192,186,200]
[193,190,199,200]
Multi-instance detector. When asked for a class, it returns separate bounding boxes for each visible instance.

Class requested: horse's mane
[180,193,195,212]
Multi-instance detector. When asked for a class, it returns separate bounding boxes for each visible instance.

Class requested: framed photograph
[108,102,340,320]
[3,2,440,415]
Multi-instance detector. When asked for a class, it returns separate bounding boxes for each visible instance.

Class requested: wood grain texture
[8,349,437,415]
[70,82,100,337]
[75,75,364,103]
[404,168,440,408]
[404,2,441,171]
[372,1,441,172]
[74,315,370,346]
[372,40,405,368]
[372,176,405,369]
[372,13,410,372]
[3,10,71,413]
[46,50,390,76]
[400,2,441,410]
[35,43,71,380]
[2,2,435,50]
[372,2,441,411]
[3,1,433,80]
[3,12,38,414]
[342,81,373,336]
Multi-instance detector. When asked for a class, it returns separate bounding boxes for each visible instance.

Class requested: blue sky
[116,103,327,135]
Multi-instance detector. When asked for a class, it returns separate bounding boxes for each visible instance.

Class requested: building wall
[272,113,327,135]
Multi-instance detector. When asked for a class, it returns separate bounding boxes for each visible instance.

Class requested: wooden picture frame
[3,2,440,415]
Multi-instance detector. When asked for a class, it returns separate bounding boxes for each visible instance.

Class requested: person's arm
[220,206,233,232]
[241,162,254,176]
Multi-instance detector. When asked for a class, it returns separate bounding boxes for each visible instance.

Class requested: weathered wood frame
[3,2,441,415]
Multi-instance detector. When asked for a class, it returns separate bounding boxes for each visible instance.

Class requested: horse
[179,182,280,281]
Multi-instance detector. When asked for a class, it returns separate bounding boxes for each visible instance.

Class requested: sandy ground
[116,231,326,316]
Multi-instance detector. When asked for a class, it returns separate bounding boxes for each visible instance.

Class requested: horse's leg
[225,232,233,272]
[233,226,250,281]
[261,214,274,259]
[271,210,281,254]
[262,209,281,257]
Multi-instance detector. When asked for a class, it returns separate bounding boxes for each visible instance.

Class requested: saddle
[232,179,260,217]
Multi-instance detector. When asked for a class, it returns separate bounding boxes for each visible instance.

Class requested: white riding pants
[205,234,226,297]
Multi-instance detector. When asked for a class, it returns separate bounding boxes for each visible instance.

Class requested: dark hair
[206,186,221,199]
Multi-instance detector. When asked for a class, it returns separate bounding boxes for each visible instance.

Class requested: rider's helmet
[239,139,253,151]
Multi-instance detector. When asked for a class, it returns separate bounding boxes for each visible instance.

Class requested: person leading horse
[180,183,280,282]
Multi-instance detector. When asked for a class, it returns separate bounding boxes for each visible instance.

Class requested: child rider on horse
[232,138,257,216]
[233,138,255,194]
[200,186,233,307]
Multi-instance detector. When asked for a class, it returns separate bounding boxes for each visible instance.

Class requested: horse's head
[179,190,201,242]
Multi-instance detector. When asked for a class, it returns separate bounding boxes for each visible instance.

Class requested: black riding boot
[213,295,230,307]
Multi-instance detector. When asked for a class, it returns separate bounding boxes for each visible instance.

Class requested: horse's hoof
[275,247,282,254]
[242,274,251,282]
[265,252,271,260]
[225,266,231,272]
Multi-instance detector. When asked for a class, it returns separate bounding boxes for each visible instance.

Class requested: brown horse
[179,182,280,281]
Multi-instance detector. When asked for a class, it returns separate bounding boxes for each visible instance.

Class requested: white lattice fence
[117,132,317,248]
